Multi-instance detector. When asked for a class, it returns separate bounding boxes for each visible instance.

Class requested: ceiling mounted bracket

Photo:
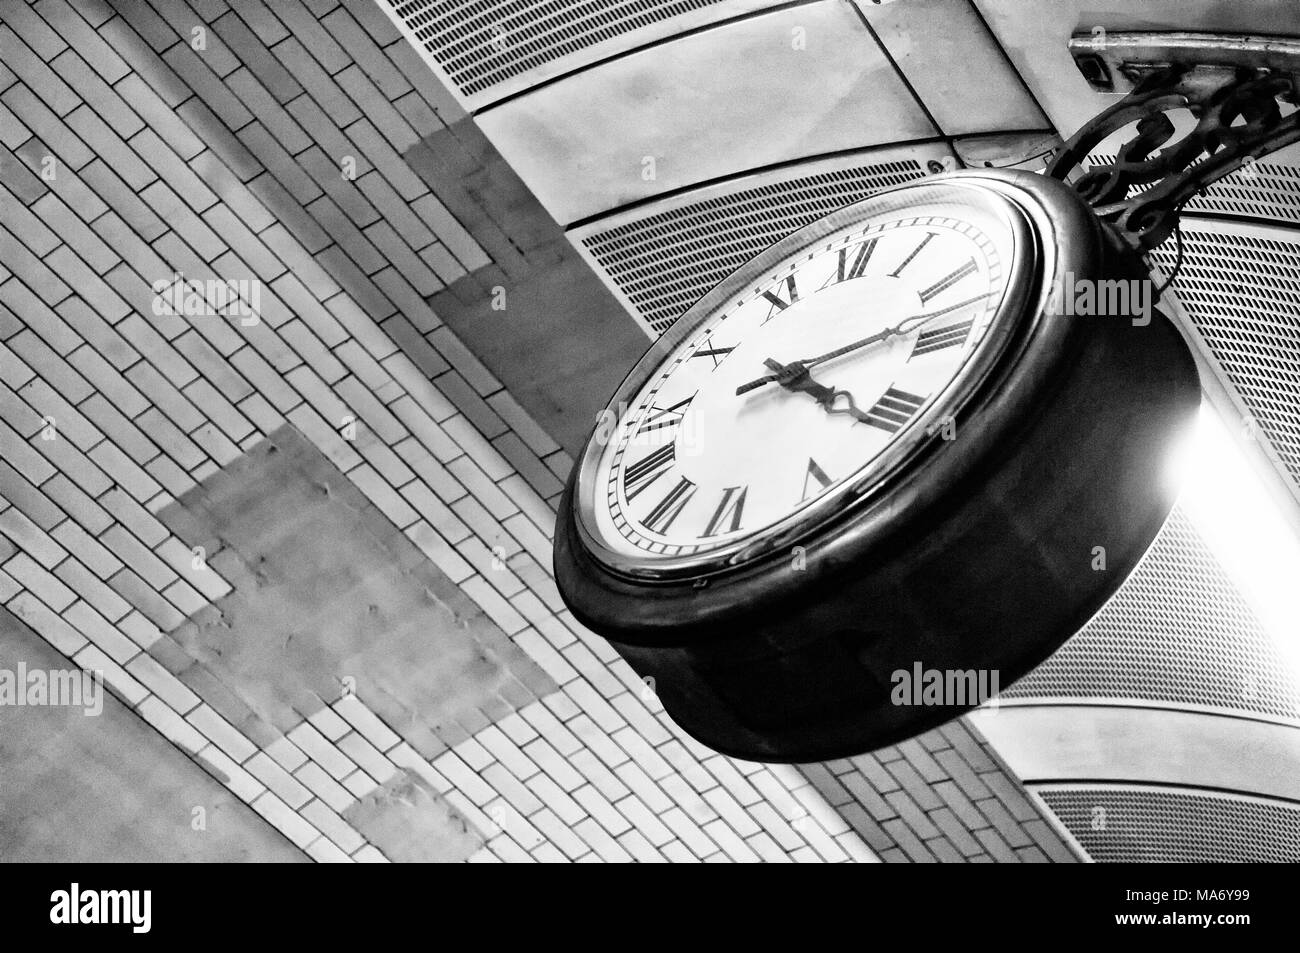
[1047,32,1300,253]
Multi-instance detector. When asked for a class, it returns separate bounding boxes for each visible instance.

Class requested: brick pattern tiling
[808,721,1080,863]
[0,0,865,863]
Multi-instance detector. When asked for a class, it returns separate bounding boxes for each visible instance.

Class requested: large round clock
[555,170,1200,762]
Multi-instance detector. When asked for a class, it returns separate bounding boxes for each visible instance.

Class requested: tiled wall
[0,0,1079,862]
[808,720,1078,862]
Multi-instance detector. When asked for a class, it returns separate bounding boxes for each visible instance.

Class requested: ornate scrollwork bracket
[1046,33,1300,253]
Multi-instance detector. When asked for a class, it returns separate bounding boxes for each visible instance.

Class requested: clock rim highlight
[574,177,1048,581]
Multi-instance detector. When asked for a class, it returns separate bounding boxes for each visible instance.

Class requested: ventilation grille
[1086,155,1300,493]
[1086,154,1300,227]
[1037,785,1300,863]
[1007,507,1300,719]
[382,0,728,97]
[1150,226,1300,487]
[581,159,926,335]
[1183,160,1300,226]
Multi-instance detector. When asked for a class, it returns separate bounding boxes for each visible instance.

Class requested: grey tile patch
[408,120,645,458]
[155,422,558,755]
[344,769,481,862]
[0,607,307,863]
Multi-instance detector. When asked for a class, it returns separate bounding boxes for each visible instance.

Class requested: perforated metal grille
[581,159,926,335]
[1086,154,1300,226]
[1007,507,1300,721]
[382,0,727,96]
[1083,155,1300,485]
[1037,786,1300,863]
[1184,161,1300,225]
[1149,227,1300,486]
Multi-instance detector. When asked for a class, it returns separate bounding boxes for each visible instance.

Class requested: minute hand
[733,292,993,397]
[797,292,992,369]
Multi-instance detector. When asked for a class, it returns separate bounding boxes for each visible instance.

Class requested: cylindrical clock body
[555,171,1200,763]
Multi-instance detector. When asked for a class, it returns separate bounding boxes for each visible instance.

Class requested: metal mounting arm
[1046,33,1300,253]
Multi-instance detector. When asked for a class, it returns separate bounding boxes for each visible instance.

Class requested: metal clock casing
[555,170,1201,762]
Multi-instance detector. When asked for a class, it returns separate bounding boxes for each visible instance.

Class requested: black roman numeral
[638,395,693,434]
[702,486,747,537]
[761,275,798,321]
[801,458,832,501]
[693,346,734,360]
[918,258,978,303]
[691,336,734,368]
[837,238,878,282]
[912,319,974,357]
[889,232,937,277]
[863,388,926,433]
[624,444,674,500]
[643,477,696,534]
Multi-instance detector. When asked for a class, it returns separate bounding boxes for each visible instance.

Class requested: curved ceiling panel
[971,706,1300,805]
[856,0,1048,136]
[1005,506,1300,724]
[568,144,950,336]
[1034,784,1300,863]
[476,1,936,225]
[377,0,783,109]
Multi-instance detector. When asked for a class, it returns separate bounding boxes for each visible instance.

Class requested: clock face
[579,182,1030,576]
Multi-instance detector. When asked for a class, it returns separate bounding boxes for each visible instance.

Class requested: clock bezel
[574,176,1047,581]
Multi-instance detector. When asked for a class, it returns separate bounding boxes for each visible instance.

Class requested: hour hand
[759,359,872,424]
[815,387,873,424]
[735,359,805,396]
[760,359,831,401]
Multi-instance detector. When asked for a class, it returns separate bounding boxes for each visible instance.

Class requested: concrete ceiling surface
[477,0,936,225]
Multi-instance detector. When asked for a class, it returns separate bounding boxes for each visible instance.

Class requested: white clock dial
[585,191,1021,568]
